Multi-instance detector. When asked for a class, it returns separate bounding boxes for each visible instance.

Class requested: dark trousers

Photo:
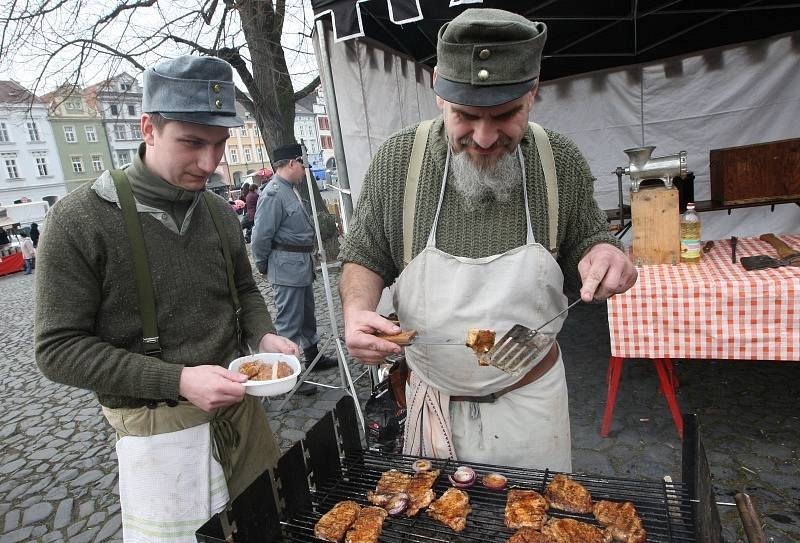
[23,258,33,274]
[271,283,319,351]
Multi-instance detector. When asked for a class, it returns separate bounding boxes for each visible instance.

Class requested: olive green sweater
[340,117,619,292]
[34,153,275,409]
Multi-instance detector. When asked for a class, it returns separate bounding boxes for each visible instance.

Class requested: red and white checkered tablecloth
[608,234,800,361]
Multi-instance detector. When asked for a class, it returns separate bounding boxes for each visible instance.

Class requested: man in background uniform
[251,144,338,380]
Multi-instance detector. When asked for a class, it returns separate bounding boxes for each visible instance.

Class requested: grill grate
[280,450,695,542]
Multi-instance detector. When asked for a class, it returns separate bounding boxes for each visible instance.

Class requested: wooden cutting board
[631,185,680,265]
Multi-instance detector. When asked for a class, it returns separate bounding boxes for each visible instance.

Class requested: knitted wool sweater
[340,117,620,292]
[34,157,275,409]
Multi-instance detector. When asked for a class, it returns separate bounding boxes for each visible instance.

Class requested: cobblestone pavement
[1,264,798,542]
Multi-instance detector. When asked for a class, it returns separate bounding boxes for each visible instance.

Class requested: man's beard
[449,145,521,211]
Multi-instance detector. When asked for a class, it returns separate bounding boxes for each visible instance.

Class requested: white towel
[116,423,229,542]
[402,371,457,460]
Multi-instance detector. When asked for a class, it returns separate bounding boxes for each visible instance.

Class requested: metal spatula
[484,299,582,377]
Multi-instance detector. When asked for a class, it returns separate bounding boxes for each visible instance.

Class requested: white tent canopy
[316,25,800,240]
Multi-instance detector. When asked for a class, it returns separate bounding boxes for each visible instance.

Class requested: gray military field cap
[434,9,547,107]
[142,55,243,127]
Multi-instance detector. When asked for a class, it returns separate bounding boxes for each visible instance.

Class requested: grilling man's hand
[578,243,637,302]
[344,310,403,365]
[179,365,247,412]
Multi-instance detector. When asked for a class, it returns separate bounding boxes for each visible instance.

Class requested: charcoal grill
[197,396,721,542]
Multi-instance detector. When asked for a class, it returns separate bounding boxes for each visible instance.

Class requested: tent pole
[313,19,354,229]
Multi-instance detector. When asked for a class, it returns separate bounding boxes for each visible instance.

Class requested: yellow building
[224,102,269,186]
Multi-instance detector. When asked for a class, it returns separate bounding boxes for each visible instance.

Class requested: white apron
[395,123,572,471]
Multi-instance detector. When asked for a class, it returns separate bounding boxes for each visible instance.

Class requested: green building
[42,85,113,192]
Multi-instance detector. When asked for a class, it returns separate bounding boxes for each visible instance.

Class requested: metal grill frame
[197,396,713,542]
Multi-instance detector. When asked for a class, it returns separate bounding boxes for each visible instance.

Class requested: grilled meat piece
[508,527,556,543]
[505,489,549,530]
[427,487,471,532]
[541,518,605,543]
[314,500,362,543]
[593,500,647,543]
[367,469,412,506]
[344,506,388,543]
[406,469,440,516]
[467,328,496,358]
[544,474,593,514]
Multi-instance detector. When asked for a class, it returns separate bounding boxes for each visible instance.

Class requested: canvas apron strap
[402,119,433,267]
[528,122,560,254]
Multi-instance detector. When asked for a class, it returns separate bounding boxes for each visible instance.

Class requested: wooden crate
[709,138,800,205]
[631,186,680,265]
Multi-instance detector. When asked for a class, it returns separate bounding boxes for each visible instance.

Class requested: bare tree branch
[293,76,321,102]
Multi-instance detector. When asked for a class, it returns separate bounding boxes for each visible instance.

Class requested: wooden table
[603,234,800,438]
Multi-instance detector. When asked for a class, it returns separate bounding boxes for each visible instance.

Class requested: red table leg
[653,358,684,439]
[601,356,624,437]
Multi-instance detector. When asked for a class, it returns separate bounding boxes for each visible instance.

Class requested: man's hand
[344,310,403,365]
[577,243,638,302]
[179,365,247,412]
[258,333,300,356]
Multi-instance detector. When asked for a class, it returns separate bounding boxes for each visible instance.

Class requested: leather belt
[450,342,560,403]
[272,241,314,253]
[145,396,187,409]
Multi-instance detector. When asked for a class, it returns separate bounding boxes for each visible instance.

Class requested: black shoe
[304,346,339,371]
[296,382,318,396]
[309,354,339,371]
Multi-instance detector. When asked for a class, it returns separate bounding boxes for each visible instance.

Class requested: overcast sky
[0,0,319,95]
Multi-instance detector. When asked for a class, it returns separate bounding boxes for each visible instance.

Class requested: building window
[71,155,84,173]
[244,147,252,163]
[130,124,141,140]
[4,156,20,179]
[116,151,131,167]
[127,104,136,116]
[114,124,127,141]
[110,104,119,116]
[92,155,103,172]
[84,125,97,142]
[65,98,82,111]
[35,155,49,176]
[318,116,330,130]
[0,122,8,142]
[27,122,41,142]
[320,135,333,149]
[120,82,130,91]
[229,148,238,163]
[239,127,247,136]
[64,126,76,143]
[229,128,236,137]
[256,147,264,161]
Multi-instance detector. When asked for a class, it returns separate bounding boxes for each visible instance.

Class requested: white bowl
[228,353,301,397]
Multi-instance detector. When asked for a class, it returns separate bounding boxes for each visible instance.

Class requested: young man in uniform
[35,55,296,541]
[251,144,339,381]
[339,9,637,471]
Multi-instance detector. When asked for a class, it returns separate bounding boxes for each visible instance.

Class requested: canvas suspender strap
[203,192,242,317]
[110,170,162,357]
[528,122,559,254]
[403,119,433,267]
[203,192,246,356]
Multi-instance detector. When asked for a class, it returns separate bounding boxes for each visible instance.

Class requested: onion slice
[448,466,476,488]
[385,492,410,517]
[412,459,432,473]
[482,473,507,490]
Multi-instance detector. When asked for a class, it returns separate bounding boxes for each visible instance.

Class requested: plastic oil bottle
[680,202,701,264]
